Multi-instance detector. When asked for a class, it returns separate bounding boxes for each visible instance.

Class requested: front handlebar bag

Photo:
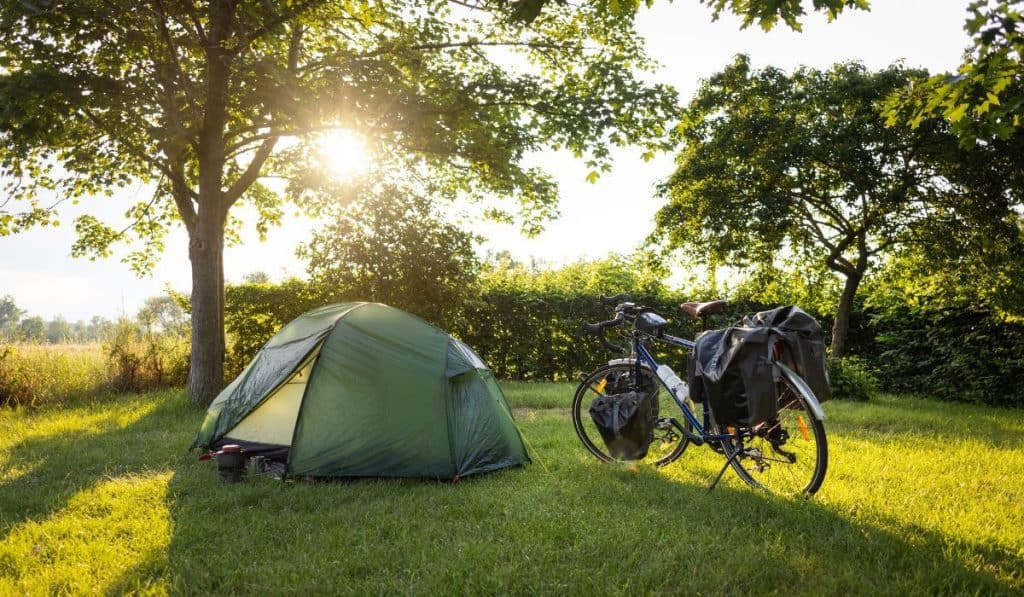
[589,387,658,461]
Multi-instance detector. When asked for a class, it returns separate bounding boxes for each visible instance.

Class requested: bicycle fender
[775,361,826,421]
[606,358,653,369]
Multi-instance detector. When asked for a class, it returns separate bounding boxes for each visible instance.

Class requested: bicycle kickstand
[707,449,744,492]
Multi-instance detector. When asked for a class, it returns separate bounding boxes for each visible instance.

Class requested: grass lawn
[1,382,1023,594]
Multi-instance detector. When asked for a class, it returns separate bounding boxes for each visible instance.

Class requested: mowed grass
[1,384,1023,594]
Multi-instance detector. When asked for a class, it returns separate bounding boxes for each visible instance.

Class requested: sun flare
[315,129,370,179]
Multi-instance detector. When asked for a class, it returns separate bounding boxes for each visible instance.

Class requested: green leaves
[1,0,678,268]
[299,183,482,331]
[655,57,1020,354]
[885,0,1024,144]
[505,0,870,30]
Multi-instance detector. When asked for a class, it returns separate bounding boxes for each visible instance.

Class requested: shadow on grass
[3,398,1020,593]
[0,393,193,541]
[162,443,1021,594]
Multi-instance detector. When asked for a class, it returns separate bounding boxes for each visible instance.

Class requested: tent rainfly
[192,303,529,480]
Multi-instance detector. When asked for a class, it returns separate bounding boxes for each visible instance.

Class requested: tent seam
[442,338,459,478]
[285,302,369,476]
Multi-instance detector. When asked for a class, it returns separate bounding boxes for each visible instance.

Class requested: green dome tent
[192,303,529,480]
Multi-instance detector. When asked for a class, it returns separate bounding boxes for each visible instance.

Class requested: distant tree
[87,316,114,342]
[300,185,480,328]
[138,296,190,337]
[0,295,23,338]
[654,57,1019,357]
[45,317,73,344]
[18,316,45,342]
[242,271,271,285]
[0,1,676,405]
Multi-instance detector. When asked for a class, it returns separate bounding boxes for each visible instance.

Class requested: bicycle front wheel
[721,368,828,495]
[572,363,690,467]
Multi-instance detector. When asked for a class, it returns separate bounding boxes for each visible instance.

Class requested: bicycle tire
[572,363,690,467]
[719,368,828,495]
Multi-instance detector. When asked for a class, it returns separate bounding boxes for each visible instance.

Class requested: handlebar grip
[582,314,625,334]
[600,293,633,306]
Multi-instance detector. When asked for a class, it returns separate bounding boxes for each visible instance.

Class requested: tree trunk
[187,0,233,406]
[188,209,226,406]
[830,271,862,358]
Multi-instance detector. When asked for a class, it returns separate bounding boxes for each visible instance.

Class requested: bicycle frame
[624,331,755,444]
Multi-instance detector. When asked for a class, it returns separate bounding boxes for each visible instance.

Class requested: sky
[0,0,972,321]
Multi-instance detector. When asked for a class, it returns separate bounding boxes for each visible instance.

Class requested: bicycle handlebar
[600,293,633,306]
[582,314,624,335]
[582,313,627,354]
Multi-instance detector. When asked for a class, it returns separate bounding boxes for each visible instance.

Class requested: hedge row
[222,282,1024,407]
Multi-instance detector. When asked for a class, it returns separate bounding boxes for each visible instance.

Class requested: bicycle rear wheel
[572,363,690,467]
[720,369,828,495]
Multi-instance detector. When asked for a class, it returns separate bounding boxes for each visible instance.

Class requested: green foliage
[223,279,323,376]
[657,57,1003,270]
[867,229,1024,318]
[102,318,189,393]
[510,0,869,30]
[16,316,45,342]
[450,254,751,380]
[300,186,481,331]
[729,259,841,317]
[0,0,677,260]
[0,344,108,408]
[655,56,1020,355]
[3,391,1024,593]
[826,356,876,401]
[885,0,1024,143]
[0,295,24,333]
[869,306,1024,408]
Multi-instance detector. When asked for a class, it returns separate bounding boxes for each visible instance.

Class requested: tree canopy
[504,0,869,30]
[885,0,1023,143]
[0,0,678,404]
[299,184,481,329]
[654,56,1020,356]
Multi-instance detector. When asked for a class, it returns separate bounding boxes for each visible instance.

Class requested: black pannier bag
[688,326,778,427]
[743,306,831,403]
[589,369,658,460]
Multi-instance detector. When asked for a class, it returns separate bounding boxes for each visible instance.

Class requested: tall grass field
[1,382,1022,594]
[0,344,108,408]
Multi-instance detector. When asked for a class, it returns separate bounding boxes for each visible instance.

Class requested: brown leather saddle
[680,300,728,320]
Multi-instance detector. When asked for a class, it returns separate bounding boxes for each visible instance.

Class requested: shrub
[103,319,189,393]
[826,356,876,401]
[868,306,1024,407]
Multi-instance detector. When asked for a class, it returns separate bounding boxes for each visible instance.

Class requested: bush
[868,306,1024,408]
[826,356,876,401]
[0,344,108,408]
[223,279,323,376]
[104,319,189,393]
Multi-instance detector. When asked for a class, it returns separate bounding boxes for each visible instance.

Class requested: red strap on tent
[452,475,460,483]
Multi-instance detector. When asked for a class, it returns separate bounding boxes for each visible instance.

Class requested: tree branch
[181,0,208,46]
[229,0,319,57]
[78,107,197,205]
[224,137,278,209]
[223,25,303,209]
